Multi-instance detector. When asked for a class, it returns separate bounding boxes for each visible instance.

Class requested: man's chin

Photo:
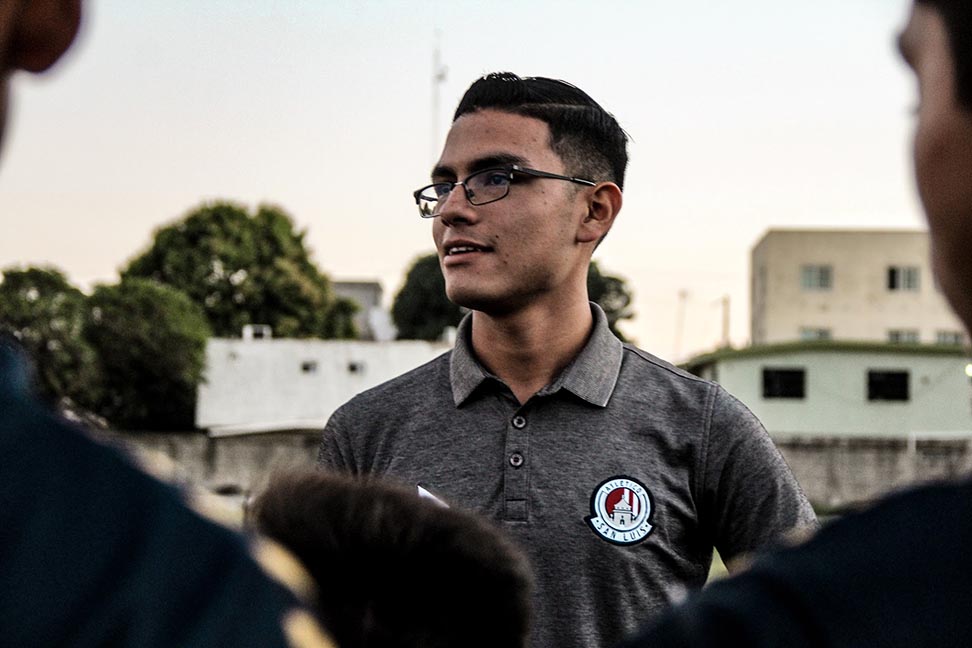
[445,286,504,316]
[446,292,530,320]
[445,288,485,312]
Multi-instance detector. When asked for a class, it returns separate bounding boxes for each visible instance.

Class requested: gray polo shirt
[318,304,815,648]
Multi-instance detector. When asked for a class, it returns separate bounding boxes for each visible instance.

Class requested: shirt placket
[504,407,530,521]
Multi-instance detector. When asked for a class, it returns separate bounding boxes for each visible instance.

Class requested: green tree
[123,202,356,339]
[0,266,102,408]
[392,254,463,340]
[85,278,210,431]
[392,254,635,341]
[587,261,634,341]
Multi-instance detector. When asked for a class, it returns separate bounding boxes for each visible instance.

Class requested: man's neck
[470,298,595,405]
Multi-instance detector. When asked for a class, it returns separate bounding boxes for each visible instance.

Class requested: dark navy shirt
[619,477,972,647]
[0,342,333,647]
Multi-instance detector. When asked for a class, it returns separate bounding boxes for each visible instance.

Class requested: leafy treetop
[124,202,356,339]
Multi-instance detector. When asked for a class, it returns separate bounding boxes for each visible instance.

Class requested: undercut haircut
[251,471,533,648]
[916,0,972,107]
[454,72,629,190]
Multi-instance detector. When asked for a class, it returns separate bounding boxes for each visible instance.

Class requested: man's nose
[437,183,477,226]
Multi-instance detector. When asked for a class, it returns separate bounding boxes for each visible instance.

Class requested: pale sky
[0,0,922,361]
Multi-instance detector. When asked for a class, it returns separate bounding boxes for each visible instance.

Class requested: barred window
[801,265,832,291]
[888,329,919,344]
[887,266,920,291]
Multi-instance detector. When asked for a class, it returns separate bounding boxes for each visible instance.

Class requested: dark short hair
[916,0,972,107]
[251,471,532,648]
[454,72,629,190]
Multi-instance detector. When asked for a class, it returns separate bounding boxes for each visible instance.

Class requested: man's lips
[441,242,494,262]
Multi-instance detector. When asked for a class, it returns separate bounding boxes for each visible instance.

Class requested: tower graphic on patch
[585,476,654,546]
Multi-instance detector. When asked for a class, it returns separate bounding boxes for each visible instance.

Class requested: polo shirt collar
[449,303,623,407]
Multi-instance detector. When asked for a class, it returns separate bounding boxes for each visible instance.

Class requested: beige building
[751,229,966,346]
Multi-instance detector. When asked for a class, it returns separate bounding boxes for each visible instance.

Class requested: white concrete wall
[711,349,972,436]
[196,338,450,430]
[751,229,964,344]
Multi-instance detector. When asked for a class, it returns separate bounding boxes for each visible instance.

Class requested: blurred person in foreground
[0,2,332,645]
[319,70,816,648]
[252,471,533,648]
[618,2,972,646]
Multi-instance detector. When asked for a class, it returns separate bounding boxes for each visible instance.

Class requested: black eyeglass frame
[412,164,597,218]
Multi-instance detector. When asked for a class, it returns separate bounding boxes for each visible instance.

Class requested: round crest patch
[585,476,654,546]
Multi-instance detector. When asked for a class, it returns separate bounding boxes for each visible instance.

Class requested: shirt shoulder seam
[621,344,709,384]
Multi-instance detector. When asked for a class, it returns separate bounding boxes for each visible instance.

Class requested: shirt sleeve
[697,384,817,563]
[316,403,356,473]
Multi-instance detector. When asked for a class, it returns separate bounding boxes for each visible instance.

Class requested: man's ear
[576,182,622,245]
[11,0,82,73]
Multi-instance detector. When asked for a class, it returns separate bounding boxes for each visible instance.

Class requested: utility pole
[431,31,448,165]
[674,289,688,361]
[720,294,730,348]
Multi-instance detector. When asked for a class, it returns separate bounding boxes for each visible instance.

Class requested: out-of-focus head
[912,1,972,106]
[0,0,82,151]
[453,72,628,190]
[899,1,972,332]
[252,471,533,648]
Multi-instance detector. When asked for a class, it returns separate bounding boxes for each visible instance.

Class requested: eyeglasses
[412,164,596,218]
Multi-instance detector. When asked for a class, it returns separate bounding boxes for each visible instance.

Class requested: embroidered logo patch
[585,476,654,546]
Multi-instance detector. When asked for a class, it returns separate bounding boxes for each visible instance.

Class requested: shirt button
[509,453,524,468]
[512,415,527,429]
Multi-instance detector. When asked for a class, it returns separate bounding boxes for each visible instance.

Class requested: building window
[301,361,318,374]
[888,329,919,344]
[868,370,909,401]
[801,265,832,291]
[887,266,920,291]
[763,368,806,399]
[799,327,831,341]
[936,330,964,345]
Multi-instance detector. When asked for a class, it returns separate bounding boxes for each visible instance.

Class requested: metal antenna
[720,294,730,348]
[674,289,688,361]
[431,30,448,165]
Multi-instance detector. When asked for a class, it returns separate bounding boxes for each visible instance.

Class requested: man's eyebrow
[431,164,455,180]
[431,153,529,180]
[469,153,528,171]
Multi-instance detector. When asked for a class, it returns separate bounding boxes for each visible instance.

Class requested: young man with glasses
[318,72,815,648]
[617,2,972,646]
